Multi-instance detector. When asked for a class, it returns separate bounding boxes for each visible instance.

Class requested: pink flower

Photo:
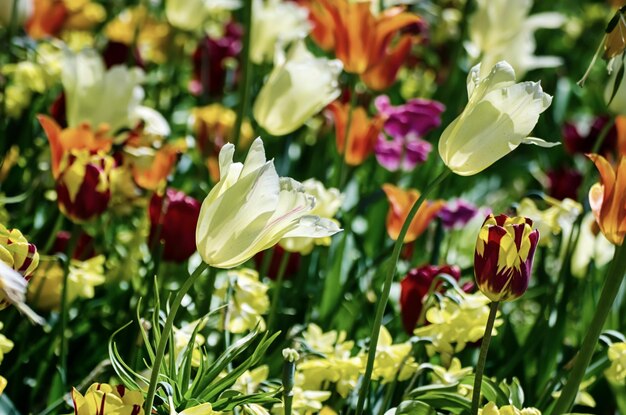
[374,95,444,172]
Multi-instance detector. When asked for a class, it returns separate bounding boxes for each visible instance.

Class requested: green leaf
[395,400,437,415]
[461,375,509,407]
[408,391,472,413]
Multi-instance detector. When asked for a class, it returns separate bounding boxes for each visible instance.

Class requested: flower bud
[253,40,342,136]
[474,214,539,302]
[149,188,201,262]
[56,150,115,223]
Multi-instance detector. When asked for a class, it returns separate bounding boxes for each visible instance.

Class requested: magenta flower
[438,199,481,230]
[374,95,444,172]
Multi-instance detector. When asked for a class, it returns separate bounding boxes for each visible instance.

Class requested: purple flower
[375,95,445,140]
[375,134,432,171]
[373,95,444,172]
[438,199,480,229]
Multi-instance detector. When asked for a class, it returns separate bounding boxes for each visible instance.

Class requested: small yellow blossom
[414,292,502,361]
[272,374,332,415]
[517,197,582,247]
[360,326,417,384]
[0,323,14,365]
[106,5,172,64]
[27,255,106,311]
[428,357,473,386]
[172,319,206,368]
[480,402,541,415]
[215,268,270,333]
[551,377,596,408]
[280,179,342,255]
[606,342,626,385]
[298,324,361,398]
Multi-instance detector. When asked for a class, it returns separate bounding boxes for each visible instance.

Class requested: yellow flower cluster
[480,402,541,415]
[0,322,13,395]
[27,255,106,311]
[215,268,270,333]
[105,5,172,64]
[1,43,62,118]
[298,324,361,398]
[413,292,502,361]
[606,342,626,384]
[516,197,582,247]
[298,324,417,398]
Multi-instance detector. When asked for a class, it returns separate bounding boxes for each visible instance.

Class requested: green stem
[471,301,500,415]
[355,169,450,415]
[550,242,626,415]
[333,76,358,189]
[143,262,209,413]
[232,0,252,148]
[267,251,291,333]
[58,224,81,386]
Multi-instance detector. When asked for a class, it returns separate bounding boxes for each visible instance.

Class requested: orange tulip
[588,154,626,245]
[615,115,626,155]
[26,0,105,39]
[127,141,186,191]
[38,115,113,179]
[382,184,445,243]
[303,0,422,90]
[327,101,384,166]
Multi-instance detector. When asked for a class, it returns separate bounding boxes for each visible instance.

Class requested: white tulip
[467,0,564,79]
[196,138,341,269]
[438,61,557,176]
[253,40,342,136]
[62,49,144,133]
[250,0,311,64]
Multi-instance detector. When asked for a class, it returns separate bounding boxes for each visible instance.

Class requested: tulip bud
[253,40,342,136]
[56,150,115,223]
[474,214,539,302]
[438,61,556,176]
[149,188,201,262]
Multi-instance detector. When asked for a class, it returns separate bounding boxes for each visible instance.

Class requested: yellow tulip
[253,40,342,136]
[196,138,341,268]
[438,61,557,176]
[71,383,144,415]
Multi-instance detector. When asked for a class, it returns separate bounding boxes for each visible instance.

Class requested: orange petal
[588,153,616,198]
[615,115,626,156]
[361,35,413,91]
[37,115,63,179]
[370,8,421,62]
[330,0,373,74]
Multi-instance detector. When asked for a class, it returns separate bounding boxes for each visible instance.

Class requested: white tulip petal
[521,137,560,147]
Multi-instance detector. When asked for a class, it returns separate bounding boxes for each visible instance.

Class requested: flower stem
[143,262,209,413]
[471,301,500,415]
[355,168,450,415]
[233,0,253,148]
[550,242,626,415]
[58,223,81,385]
[267,251,291,333]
